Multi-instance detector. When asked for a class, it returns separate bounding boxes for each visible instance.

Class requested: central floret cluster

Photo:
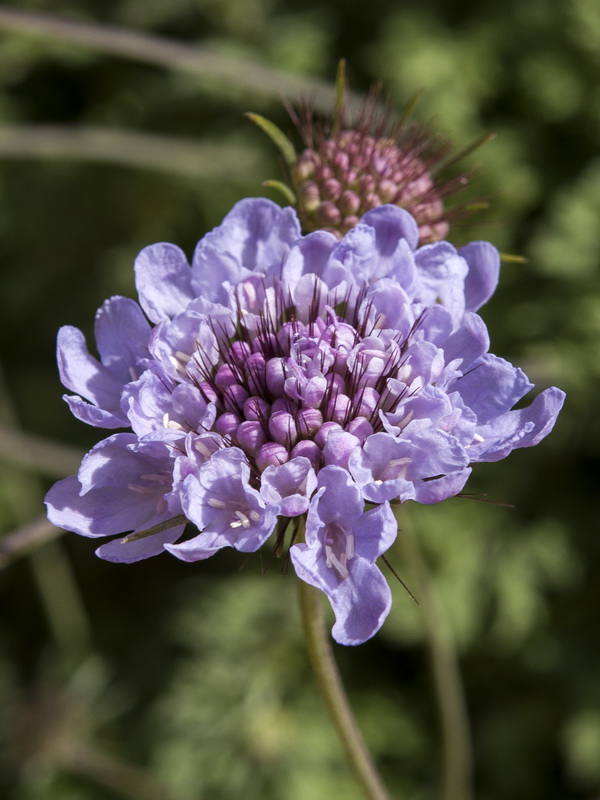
[45,198,564,644]
[186,283,429,477]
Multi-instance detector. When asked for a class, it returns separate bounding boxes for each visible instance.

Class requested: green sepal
[262,179,296,205]
[398,87,425,128]
[120,514,188,543]
[332,59,347,136]
[462,201,491,212]
[432,132,496,175]
[245,112,297,166]
[500,252,528,264]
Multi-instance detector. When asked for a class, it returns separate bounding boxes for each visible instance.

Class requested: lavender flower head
[45,198,565,645]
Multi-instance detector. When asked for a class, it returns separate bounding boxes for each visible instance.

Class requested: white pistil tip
[325,545,349,579]
[174,350,191,363]
[163,413,185,431]
[389,457,412,467]
[398,364,412,383]
[128,482,152,494]
[233,510,251,529]
[473,433,485,443]
[195,439,213,459]
[207,497,227,509]
[346,534,354,560]
[169,355,188,376]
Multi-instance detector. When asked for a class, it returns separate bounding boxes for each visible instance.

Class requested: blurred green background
[0,1,598,798]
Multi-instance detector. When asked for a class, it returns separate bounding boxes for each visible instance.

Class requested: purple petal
[291,545,392,645]
[414,242,468,319]
[165,529,234,562]
[333,207,418,289]
[349,434,416,503]
[442,312,490,367]
[307,466,363,532]
[57,326,126,425]
[470,386,566,462]
[413,467,472,503]
[360,204,420,252]
[180,449,278,551]
[192,198,301,278]
[94,296,151,383]
[281,231,340,288]
[95,524,185,563]
[63,394,128,428]
[135,242,194,323]
[352,502,398,561]
[191,245,252,305]
[365,279,414,333]
[459,241,500,311]
[45,474,167,538]
[260,457,317,516]
[452,354,533,423]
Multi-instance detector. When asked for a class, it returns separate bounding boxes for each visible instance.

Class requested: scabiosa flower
[45,198,565,645]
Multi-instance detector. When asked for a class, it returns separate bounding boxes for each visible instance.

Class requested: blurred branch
[0,423,83,477]
[0,7,338,112]
[0,515,62,568]
[0,125,268,176]
[65,741,178,800]
[397,528,474,800]
[0,378,92,663]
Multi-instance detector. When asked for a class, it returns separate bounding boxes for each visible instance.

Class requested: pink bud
[215,412,240,437]
[256,442,289,472]
[236,421,267,455]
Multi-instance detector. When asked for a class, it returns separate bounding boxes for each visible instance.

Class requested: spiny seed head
[290,126,453,242]
[249,63,488,243]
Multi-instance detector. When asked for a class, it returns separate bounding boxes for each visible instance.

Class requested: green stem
[297,579,391,800]
[396,529,474,800]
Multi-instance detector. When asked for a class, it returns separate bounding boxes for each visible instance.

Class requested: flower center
[185,283,420,477]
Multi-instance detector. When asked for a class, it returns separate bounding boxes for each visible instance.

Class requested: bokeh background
[0,1,598,798]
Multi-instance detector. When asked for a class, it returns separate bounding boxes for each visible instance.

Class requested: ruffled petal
[291,544,392,645]
[57,326,124,416]
[414,242,468,320]
[192,197,301,279]
[63,394,128,429]
[333,206,418,289]
[459,241,501,312]
[95,524,185,563]
[469,387,566,462]
[134,242,194,323]
[45,474,166,537]
[94,296,151,383]
[413,467,472,504]
[452,354,533,423]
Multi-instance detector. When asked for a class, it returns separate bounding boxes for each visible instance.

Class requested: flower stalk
[396,525,474,800]
[297,577,392,800]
